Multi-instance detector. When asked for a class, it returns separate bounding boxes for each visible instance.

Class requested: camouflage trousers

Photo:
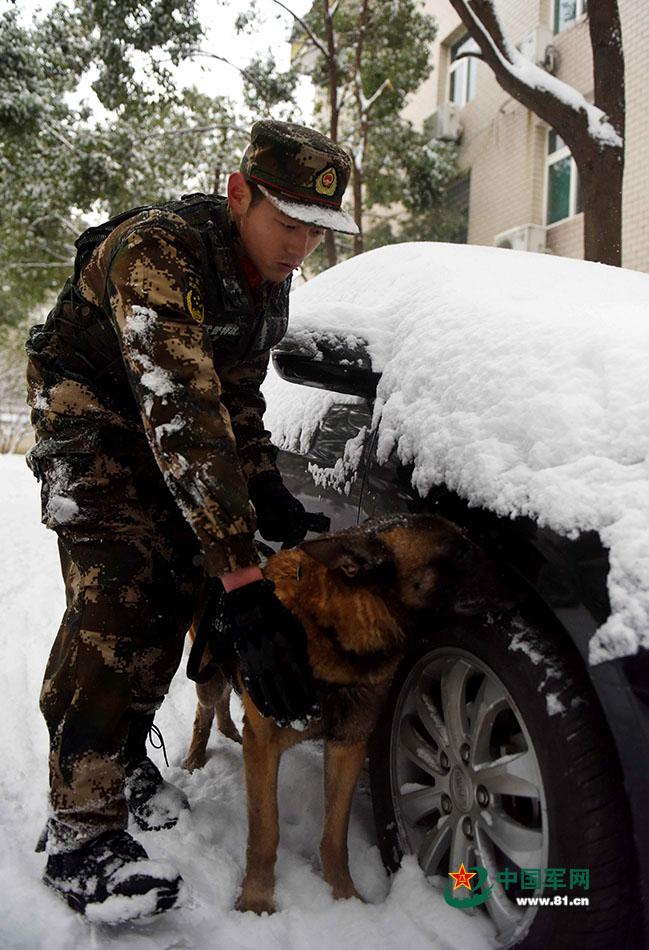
[37,441,203,853]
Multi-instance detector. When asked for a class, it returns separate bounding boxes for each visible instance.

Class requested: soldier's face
[229,175,325,282]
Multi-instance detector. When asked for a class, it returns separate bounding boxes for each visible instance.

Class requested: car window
[308,404,372,480]
[277,401,374,532]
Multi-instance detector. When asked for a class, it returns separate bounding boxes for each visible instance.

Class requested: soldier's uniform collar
[219,204,288,313]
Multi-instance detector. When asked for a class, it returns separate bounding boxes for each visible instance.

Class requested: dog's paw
[330,881,365,902]
[182,752,206,773]
[235,892,276,915]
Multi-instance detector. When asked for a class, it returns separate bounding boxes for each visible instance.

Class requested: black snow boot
[124,713,190,832]
[43,829,182,921]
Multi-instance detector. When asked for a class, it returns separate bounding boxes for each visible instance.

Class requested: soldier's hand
[248,471,330,547]
[223,578,320,726]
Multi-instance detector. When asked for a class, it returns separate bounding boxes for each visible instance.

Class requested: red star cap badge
[448,863,477,891]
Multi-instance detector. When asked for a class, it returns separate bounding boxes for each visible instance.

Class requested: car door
[276,400,374,535]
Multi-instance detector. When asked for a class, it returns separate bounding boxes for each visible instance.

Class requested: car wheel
[369,612,637,949]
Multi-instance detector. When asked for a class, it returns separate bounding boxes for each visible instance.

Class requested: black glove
[186,582,236,685]
[248,471,330,547]
[224,579,319,726]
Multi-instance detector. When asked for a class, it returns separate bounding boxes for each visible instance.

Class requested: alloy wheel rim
[389,647,548,947]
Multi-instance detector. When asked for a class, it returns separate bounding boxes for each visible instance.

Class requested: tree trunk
[583,0,625,265]
[352,162,363,256]
[447,0,625,266]
[323,0,338,268]
[575,142,623,266]
[324,230,337,267]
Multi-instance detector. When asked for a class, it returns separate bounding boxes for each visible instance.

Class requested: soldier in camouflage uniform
[25,120,358,920]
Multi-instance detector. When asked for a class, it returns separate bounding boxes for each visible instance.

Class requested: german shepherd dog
[184,513,498,914]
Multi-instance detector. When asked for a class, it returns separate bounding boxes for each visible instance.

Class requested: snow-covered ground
[0,453,492,949]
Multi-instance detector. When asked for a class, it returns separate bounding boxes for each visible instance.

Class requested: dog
[184,513,502,914]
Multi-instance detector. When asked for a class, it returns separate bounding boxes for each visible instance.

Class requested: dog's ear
[300,532,388,578]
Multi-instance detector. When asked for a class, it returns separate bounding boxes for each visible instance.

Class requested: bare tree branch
[27,213,80,238]
[270,0,330,59]
[447,0,625,265]
[191,50,282,112]
[322,0,342,131]
[0,261,73,269]
[40,120,76,153]
[448,0,621,148]
[142,122,248,140]
[350,0,371,252]
[360,77,392,115]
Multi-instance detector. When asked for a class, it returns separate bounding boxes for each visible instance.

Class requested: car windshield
[263,242,649,665]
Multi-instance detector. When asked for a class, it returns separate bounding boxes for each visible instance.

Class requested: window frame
[447,35,479,108]
[545,131,582,226]
[553,0,587,35]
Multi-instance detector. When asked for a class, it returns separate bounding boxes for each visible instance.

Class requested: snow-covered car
[262,243,649,950]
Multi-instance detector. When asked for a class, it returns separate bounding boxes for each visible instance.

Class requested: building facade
[405,0,648,272]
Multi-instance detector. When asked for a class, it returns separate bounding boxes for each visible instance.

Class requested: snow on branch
[328,0,341,18]
[40,120,76,153]
[449,0,622,148]
[356,77,392,116]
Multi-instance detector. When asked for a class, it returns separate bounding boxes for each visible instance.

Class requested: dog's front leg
[236,696,282,914]
[320,740,367,901]
[184,670,238,772]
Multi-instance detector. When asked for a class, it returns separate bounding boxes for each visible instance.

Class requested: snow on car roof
[263,242,649,664]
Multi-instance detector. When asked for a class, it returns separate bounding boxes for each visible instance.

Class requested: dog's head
[300,513,513,618]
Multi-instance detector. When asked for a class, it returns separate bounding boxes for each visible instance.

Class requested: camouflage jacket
[26,194,291,575]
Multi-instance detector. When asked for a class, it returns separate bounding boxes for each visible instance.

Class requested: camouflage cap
[241,120,359,235]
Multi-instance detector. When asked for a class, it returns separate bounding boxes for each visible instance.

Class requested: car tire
[369,610,638,949]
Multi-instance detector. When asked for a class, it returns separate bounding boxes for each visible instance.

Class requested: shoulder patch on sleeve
[184,273,205,325]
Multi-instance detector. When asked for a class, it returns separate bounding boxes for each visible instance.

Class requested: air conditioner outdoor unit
[426,102,463,142]
[495,224,547,253]
[516,24,554,68]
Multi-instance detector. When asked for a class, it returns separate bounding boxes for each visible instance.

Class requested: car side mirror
[272,331,381,399]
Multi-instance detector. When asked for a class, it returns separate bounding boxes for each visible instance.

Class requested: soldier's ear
[300,530,389,578]
[227,172,252,217]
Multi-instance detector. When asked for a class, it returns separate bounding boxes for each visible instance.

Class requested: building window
[554,0,587,34]
[448,35,479,107]
[546,130,582,224]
